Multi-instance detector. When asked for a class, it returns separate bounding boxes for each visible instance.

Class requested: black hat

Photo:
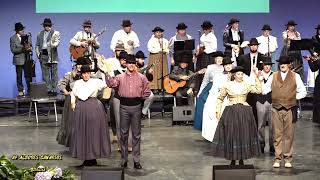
[212,51,225,58]
[276,56,291,65]
[261,24,272,30]
[201,21,213,30]
[14,22,25,31]
[179,52,192,64]
[152,26,164,32]
[176,23,188,30]
[135,50,147,59]
[230,66,245,73]
[222,57,234,65]
[125,54,136,64]
[286,20,297,26]
[315,24,320,30]
[80,65,93,73]
[82,19,92,27]
[41,18,52,26]
[118,51,127,60]
[76,57,92,65]
[228,18,240,25]
[262,56,274,65]
[248,38,260,46]
[122,19,132,27]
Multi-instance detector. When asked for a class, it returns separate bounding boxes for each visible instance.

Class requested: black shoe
[239,159,244,165]
[134,162,142,169]
[230,160,236,165]
[120,162,128,168]
[261,146,265,154]
[89,159,97,166]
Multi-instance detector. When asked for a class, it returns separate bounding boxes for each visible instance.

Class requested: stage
[0,111,319,180]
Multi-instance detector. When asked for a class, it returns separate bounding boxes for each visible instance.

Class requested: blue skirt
[194,82,213,130]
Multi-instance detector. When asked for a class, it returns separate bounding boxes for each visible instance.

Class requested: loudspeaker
[213,165,256,180]
[81,167,124,180]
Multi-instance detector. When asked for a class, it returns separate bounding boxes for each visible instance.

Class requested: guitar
[163,68,206,94]
[69,26,107,60]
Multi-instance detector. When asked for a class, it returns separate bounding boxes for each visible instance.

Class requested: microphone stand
[267,35,270,57]
[160,37,165,117]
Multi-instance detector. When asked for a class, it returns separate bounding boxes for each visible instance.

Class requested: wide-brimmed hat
[135,50,147,59]
[230,66,245,73]
[201,21,213,30]
[261,24,272,30]
[15,22,25,31]
[82,19,92,27]
[276,56,291,65]
[248,38,260,46]
[118,51,127,60]
[80,65,93,73]
[286,20,297,26]
[222,57,234,65]
[212,51,225,58]
[76,57,92,65]
[176,23,188,30]
[152,26,164,32]
[262,56,274,65]
[115,42,125,51]
[125,54,136,64]
[315,24,320,30]
[228,18,240,25]
[41,18,52,26]
[122,19,132,27]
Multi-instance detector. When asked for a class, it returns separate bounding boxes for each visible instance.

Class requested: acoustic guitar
[163,68,206,94]
[69,27,107,60]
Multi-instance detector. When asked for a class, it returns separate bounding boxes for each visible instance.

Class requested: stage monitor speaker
[81,167,124,180]
[213,165,256,180]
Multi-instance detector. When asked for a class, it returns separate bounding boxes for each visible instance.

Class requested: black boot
[269,145,275,156]
[239,159,244,165]
[230,160,236,165]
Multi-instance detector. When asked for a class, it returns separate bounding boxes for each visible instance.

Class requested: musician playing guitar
[69,20,100,66]
[169,52,205,106]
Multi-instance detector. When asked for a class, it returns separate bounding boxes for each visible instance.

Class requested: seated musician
[169,53,195,106]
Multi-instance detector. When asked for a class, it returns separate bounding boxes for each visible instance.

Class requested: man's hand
[187,88,193,95]
[63,91,70,96]
[80,41,88,47]
[171,57,175,65]
[148,68,154,74]
[198,68,206,74]
[127,40,134,46]
[180,76,189,81]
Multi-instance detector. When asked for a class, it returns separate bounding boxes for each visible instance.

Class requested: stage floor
[0,111,319,180]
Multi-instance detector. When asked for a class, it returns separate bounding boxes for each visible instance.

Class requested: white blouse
[199,32,217,54]
[147,35,169,54]
[71,78,107,103]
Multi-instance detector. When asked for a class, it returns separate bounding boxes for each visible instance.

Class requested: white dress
[202,72,230,142]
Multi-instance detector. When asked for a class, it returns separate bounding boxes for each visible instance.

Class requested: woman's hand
[71,102,76,111]
[216,112,221,120]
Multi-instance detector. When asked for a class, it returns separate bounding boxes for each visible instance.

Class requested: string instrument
[139,59,161,74]
[69,26,106,60]
[163,68,206,94]
[303,55,319,62]
[196,46,205,58]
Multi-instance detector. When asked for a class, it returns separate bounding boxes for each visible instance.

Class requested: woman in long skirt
[147,26,169,91]
[201,57,233,141]
[212,66,261,165]
[193,51,224,130]
[70,65,111,166]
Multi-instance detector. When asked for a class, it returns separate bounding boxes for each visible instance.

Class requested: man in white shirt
[262,56,307,168]
[110,20,140,55]
[256,24,278,71]
[70,19,100,64]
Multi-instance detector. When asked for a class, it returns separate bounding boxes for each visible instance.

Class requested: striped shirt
[106,71,151,98]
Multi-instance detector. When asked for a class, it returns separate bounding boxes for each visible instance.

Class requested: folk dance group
[10,17,320,169]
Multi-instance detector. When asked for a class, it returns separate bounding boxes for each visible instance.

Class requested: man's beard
[137,62,144,68]
[250,49,257,53]
[120,64,126,68]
